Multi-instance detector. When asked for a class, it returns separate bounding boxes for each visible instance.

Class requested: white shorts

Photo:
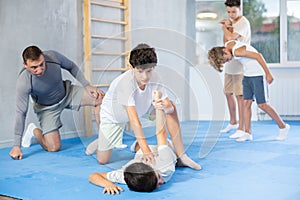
[97,123,126,151]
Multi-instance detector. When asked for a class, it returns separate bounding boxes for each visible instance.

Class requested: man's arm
[9,146,23,160]
[49,51,104,100]
[89,172,124,195]
[47,50,90,87]
[10,74,32,160]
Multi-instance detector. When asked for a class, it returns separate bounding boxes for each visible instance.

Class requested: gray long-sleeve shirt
[14,50,90,146]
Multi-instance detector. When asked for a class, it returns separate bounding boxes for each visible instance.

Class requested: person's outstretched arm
[89,172,124,195]
[49,50,105,100]
[126,106,156,164]
[234,47,274,84]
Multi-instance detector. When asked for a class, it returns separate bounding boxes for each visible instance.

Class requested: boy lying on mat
[88,90,201,194]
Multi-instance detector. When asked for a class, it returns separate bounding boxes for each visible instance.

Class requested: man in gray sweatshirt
[9,45,104,160]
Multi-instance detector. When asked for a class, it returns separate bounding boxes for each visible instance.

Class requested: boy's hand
[220,19,232,27]
[266,73,274,84]
[103,183,124,195]
[85,85,105,99]
[152,98,164,110]
[152,98,174,114]
[141,152,157,165]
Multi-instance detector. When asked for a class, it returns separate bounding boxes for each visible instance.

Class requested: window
[244,0,300,65]
[195,1,226,65]
[286,0,300,62]
[196,0,300,66]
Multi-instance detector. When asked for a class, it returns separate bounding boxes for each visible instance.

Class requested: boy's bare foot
[177,154,202,170]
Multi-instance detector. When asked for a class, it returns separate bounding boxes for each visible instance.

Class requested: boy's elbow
[257,53,264,60]
[88,173,96,183]
[225,35,236,41]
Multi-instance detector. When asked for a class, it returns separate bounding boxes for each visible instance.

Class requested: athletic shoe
[85,139,98,155]
[236,132,253,142]
[229,130,245,139]
[21,123,36,148]
[220,123,238,133]
[275,124,290,141]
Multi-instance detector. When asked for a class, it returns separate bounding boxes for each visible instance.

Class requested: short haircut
[124,162,158,192]
[22,46,43,64]
[224,0,241,7]
[129,43,157,69]
[208,46,225,72]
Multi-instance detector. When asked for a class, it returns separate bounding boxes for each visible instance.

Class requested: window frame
[248,0,300,68]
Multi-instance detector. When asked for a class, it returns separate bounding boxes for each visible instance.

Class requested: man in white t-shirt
[219,0,251,139]
[86,44,201,171]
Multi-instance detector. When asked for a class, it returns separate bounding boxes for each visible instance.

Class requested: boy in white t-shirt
[88,90,183,194]
[219,0,251,139]
[87,43,201,170]
[208,40,290,142]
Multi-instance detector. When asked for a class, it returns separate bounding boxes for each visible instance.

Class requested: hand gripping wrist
[163,105,174,114]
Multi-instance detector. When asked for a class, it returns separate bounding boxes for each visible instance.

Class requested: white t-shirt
[229,41,265,77]
[100,70,167,124]
[107,145,177,184]
[224,16,251,75]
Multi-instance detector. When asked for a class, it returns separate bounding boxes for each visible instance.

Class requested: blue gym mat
[1,120,299,200]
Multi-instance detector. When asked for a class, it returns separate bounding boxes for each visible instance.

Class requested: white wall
[0,0,196,147]
[189,65,300,122]
[0,0,85,147]
[131,0,196,121]
[1,0,299,148]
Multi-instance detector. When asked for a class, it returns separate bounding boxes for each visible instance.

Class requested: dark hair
[129,43,157,69]
[224,0,241,7]
[22,46,43,64]
[124,162,158,192]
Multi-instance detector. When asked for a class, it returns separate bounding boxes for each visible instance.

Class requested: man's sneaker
[21,123,37,148]
[236,132,253,142]
[275,124,290,141]
[229,130,245,139]
[220,123,238,133]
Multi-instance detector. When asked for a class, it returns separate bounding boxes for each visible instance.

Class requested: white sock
[21,123,37,148]
[85,139,98,155]
[178,154,202,170]
[115,144,128,149]
[130,140,138,152]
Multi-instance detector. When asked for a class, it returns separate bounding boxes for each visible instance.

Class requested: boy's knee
[243,100,252,108]
[97,159,109,165]
[257,103,267,109]
[46,144,61,152]
[97,153,110,165]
